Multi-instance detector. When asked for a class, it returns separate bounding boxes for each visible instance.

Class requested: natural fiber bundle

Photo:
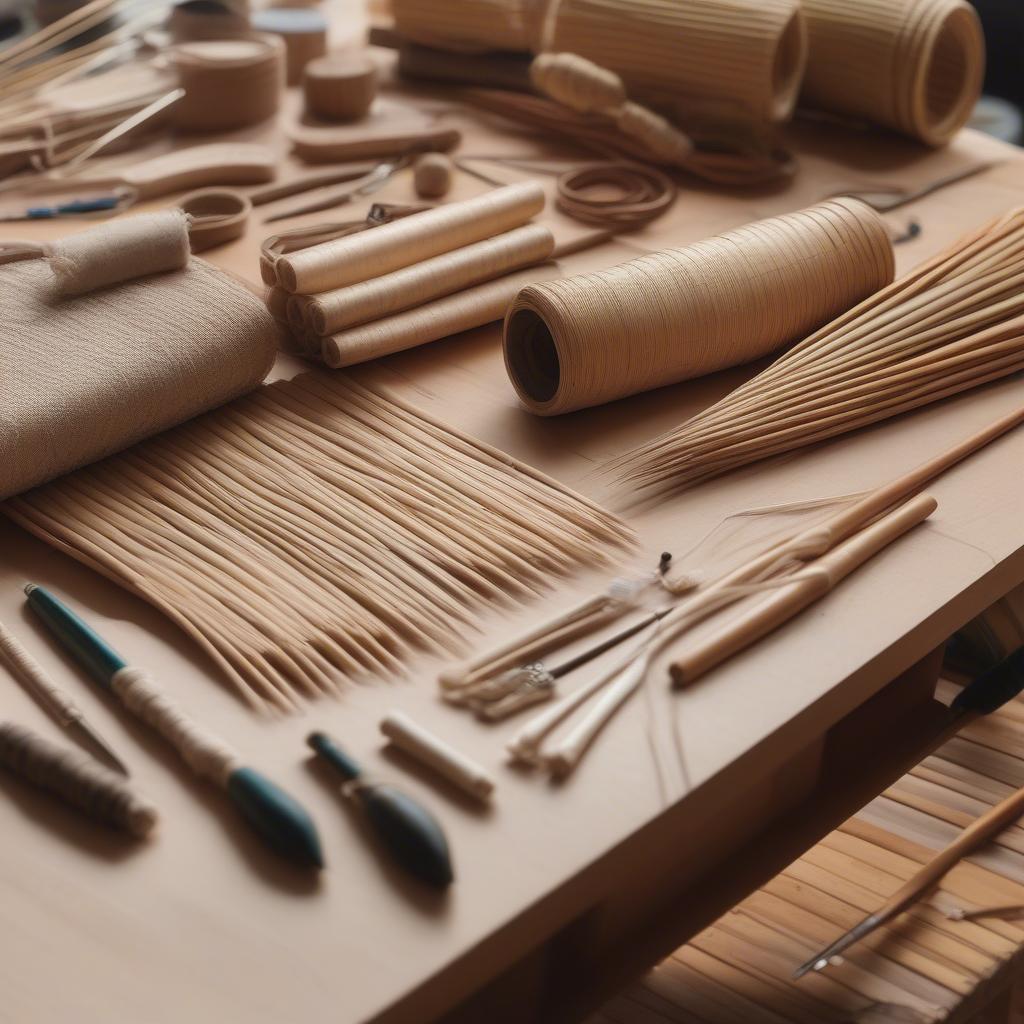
[0,722,157,836]
[617,206,1024,493]
[5,373,629,711]
[304,223,555,335]
[800,0,984,145]
[323,263,561,368]
[277,181,545,294]
[170,35,285,132]
[0,245,278,499]
[504,198,894,415]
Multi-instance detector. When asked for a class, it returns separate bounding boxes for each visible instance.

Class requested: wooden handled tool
[794,646,1024,979]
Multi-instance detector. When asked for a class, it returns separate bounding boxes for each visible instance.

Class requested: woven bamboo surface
[593,678,1024,1024]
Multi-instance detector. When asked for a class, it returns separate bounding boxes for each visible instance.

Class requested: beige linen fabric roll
[0,256,279,498]
[800,0,984,145]
[504,198,894,415]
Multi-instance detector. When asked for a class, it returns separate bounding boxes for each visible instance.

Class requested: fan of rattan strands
[614,207,1024,495]
[4,372,628,713]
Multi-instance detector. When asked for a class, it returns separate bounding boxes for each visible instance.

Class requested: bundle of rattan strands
[5,372,629,712]
[554,162,675,229]
[504,198,894,415]
[614,206,1024,494]
[392,0,807,125]
[170,35,286,132]
[800,0,984,146]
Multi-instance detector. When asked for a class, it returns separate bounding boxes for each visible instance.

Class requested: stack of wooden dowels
[264,182,561,368]
[616,206,1024,494]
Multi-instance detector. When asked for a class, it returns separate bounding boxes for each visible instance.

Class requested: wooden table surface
[2,49,1024,1024]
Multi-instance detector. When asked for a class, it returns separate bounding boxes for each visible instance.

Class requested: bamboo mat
[592,680,1024,1024]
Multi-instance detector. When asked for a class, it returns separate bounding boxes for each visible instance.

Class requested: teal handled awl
[25,584,323,869]
[309,731,453,888]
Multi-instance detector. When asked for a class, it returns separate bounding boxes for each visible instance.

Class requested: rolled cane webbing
[252,7,328,84]
[4,372,628,711]
[322,263,561,368]
[170,36,285,132]
[392,0,808,124]
[617,206,1024,493]
[306,223,555,336]
[302,53,379,122]
[800,0,984,146]
[504,198,894,416]
[0,239,278,499]
[277,181,545,294]
[0,722,157,836]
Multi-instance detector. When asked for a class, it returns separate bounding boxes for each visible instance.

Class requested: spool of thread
[179,188,252,252]
[413,152,454,199]
[0,722,158,837]
[380,711,495,802]
[170,36,285,132]
[305,223,554,335]
[302,53,379,121]
[252,7,328,84]
[168,0,250,42]
[800,0,984,145]
[322,263,560,367]
[504,198,895,416]
[277,181,545,294]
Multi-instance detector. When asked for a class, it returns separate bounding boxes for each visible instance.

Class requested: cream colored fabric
[0,253,278,498]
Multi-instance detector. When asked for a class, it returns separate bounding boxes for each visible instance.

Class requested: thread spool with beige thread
[170,35,285,132]
[252,7,328,84]
[800,0,984,145]
[504,198,895,416]
[322,262,561,368]
[302,53,379,121]
[413,151,453,198]
[305,223,554,335]
[380,711,495,802]
[277,181,545,294]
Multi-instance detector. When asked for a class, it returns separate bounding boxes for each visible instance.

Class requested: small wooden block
[302,53,379,122]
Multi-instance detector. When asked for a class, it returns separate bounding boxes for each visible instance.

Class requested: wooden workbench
[2,50,1024,1024]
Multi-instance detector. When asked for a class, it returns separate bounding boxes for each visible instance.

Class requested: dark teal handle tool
[26,584,323,869]
[309,731,453,888]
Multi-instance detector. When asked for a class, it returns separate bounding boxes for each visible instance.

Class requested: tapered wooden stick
[794,648,1024,978]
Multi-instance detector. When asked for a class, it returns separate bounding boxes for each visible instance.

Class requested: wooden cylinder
[413,151,454,198]
[252,7,328,84]
[504,198,894,415]
[302,53,379,121]
[800,0,984,145]
[168,0,250,42]
[170,36,285,132]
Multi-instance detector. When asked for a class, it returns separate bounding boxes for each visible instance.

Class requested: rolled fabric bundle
[393,0,808,124]
[306,223,554,335]
[0,216,279,498]
[504,198,894,415]
[800,0,984,145]
[323,263,561,368]
[277,181,545,294]
[170,36,285,132]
